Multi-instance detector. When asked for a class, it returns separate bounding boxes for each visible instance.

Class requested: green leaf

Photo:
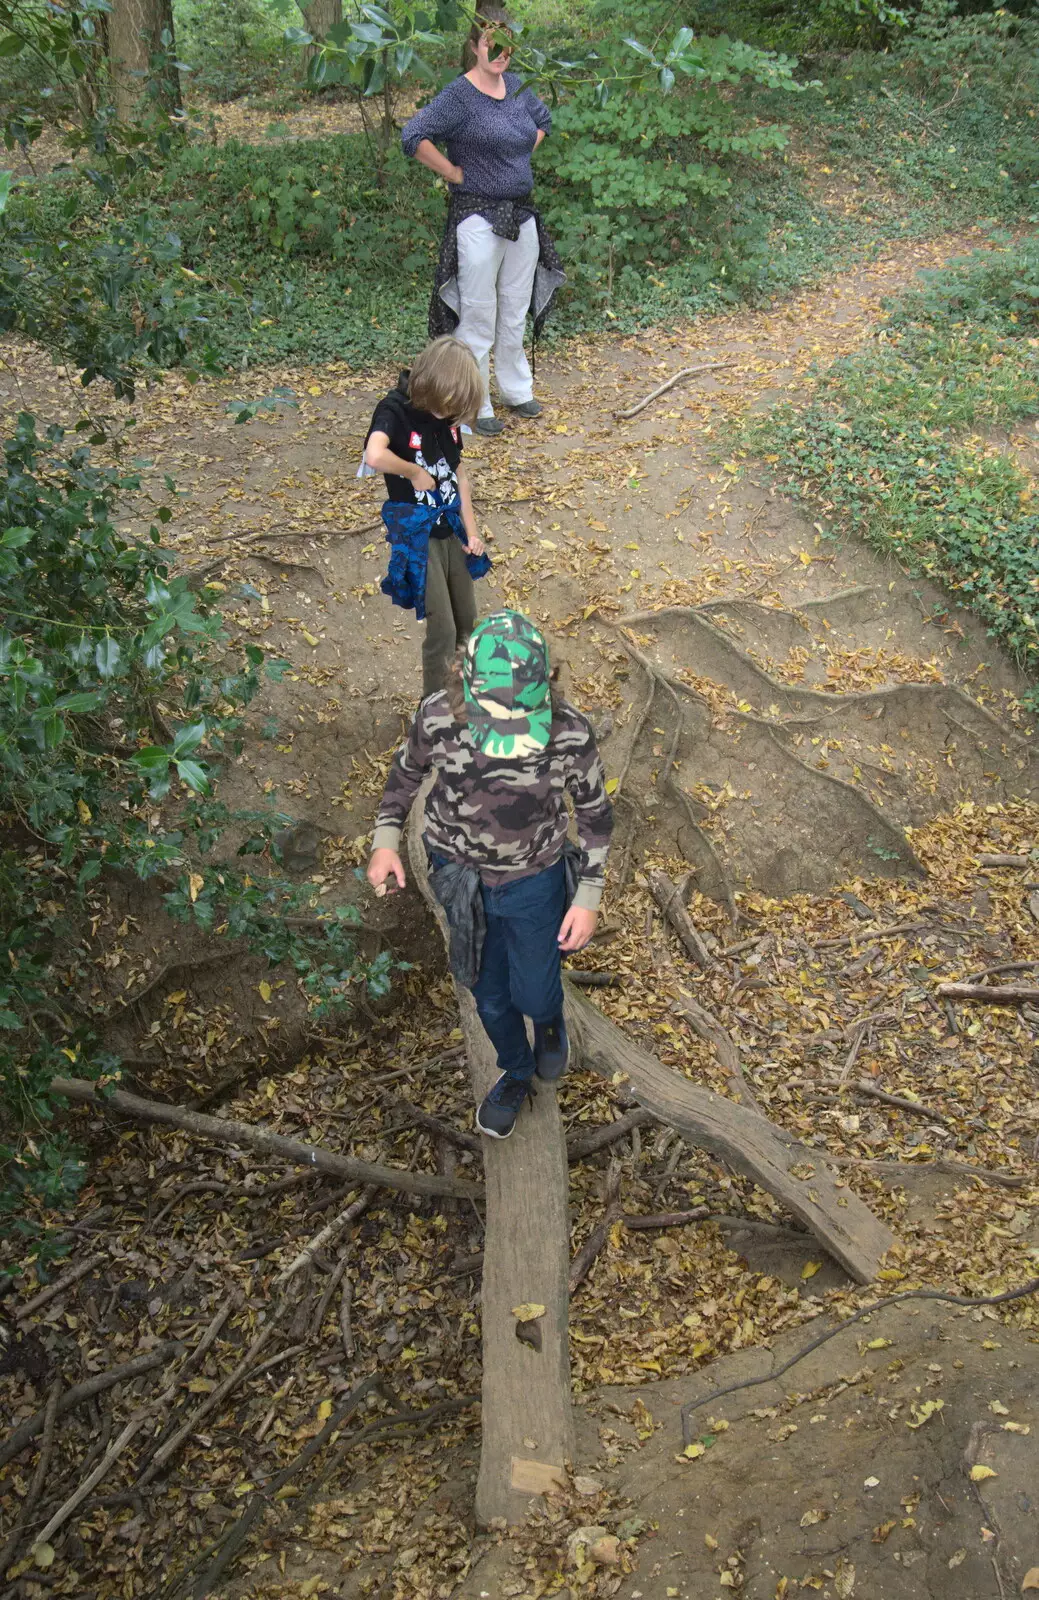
[175,758,209,793]
[0,33,26,57]
[54,690,104,713]
[0,171,10,216]
[95,637,121,678]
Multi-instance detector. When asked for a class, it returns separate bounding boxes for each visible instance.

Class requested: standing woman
[400,5,565,437]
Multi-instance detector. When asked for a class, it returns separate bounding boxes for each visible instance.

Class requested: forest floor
[1,222,1037,1599]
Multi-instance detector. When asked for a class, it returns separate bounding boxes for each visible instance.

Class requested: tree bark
[299,0,341,67]
[107,0,180,121]
[565,988,895,1284]
[406,793,574,1526]
[49,1078,480,1202]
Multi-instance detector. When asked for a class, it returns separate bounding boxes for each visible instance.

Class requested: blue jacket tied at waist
[380,498,491,620]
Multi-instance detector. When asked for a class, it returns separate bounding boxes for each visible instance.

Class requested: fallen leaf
[1022,1568,1039,1590]
[801,1261,821,1279]
[511,1302,546,1321]
[316,1398,333,1423]
[970,1465,998,1482]
[683,1442,705,1459]
[907,1398,944,1429]
[834,1559,855,1598]
[32,1544,55,1570]
[801,1508,827,1527]
[258,980,272,1003]
[989,1400,1009,1415]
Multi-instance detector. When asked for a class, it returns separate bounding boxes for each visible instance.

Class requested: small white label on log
[510,1456,567,1495]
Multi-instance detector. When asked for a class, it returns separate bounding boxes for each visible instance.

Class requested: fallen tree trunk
[565,989,894,1284]
[406,795,574,1526]
[50,1078,481,1202]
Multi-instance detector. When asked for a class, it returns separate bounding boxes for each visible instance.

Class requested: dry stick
[51,1077,481,1202]
[615,361,732,421]
[339,1275,355,1360]
[0,1344,179,1473]
[623,1208,709,1231]
[14,1253,106,1321]
[566,1106,658,1163]
[569,1160,623,1296]
[34,1413,146,1550]
[936,983,1039,1005]
[851,1079,953,1125]
[0,1379,62,1575]
[815,921,942,952]
[137,1304,293,1489]
[275,1185,377,1286]
[566,970,622,988]
[250,1343,308,1380]
[310,1252,352,1339]
[680,1278,1039,1447]
[977,853,1029,868]
[390,1101,481,1155]
[673,991,762,1115]
[150,1181,230,1229]
[967,959,1039,983]
[648,869,714,969]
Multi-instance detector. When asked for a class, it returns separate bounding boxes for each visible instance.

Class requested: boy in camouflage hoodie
[367,610,613,1138]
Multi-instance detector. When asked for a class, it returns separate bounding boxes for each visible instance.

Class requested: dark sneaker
[534,1017,569,1083]
[476,1073,535,1139]
[475,416,506,436]
[510,399,542,418]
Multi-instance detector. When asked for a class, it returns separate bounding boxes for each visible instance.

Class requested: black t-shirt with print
[366,375,463,539]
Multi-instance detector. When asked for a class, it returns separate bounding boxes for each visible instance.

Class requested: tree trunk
[107,0,180,122]
[407,795,575,1526]
[300,0,342,67]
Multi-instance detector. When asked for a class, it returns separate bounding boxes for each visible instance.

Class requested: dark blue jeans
[433,855,566,1082]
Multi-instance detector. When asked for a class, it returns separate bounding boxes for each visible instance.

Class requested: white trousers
[455,213,539,418]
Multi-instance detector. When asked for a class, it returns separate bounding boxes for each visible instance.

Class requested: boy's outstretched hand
[368,848,406,897]
[558,905,598,952]
[463,531,486,557]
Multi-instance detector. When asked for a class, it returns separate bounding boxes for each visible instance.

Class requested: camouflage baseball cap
[462,611,552,759]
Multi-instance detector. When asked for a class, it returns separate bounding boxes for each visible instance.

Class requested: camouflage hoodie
[372,691,613,910]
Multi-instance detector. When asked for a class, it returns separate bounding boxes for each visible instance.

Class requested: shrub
[0,413,385,1254]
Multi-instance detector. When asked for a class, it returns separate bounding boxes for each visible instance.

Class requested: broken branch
[672,990,762,1114]
[566,1106,657,1163]
[275,1186,376,1286]
[50,1077,481,1201]
[614,361,731,421]
[569,1160,623,1295]
[648,870,714,968]
[14,1253,105,1321]
[0,1344,179,1473]
[851,1079,952,1125]
[936,983,1039,1005]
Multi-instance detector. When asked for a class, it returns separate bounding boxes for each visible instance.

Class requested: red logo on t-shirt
[451,426,459,442]
[409,432,422,450]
